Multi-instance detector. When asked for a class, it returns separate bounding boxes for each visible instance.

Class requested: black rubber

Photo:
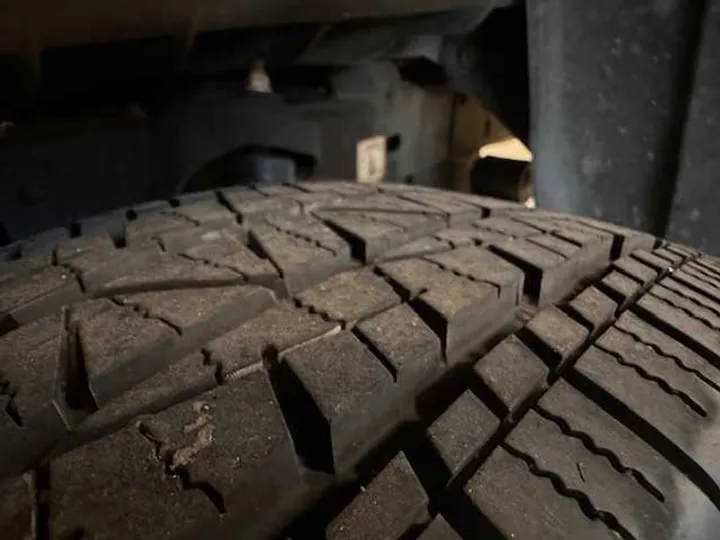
[1,181,719,540]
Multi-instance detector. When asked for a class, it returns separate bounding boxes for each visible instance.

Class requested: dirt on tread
[0,181,718,540]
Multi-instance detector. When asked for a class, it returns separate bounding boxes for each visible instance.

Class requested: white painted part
[479,137,533,162]
[247,60,272,93]
[356,135,387,184]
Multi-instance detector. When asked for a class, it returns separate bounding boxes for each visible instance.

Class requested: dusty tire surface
[1,181,720,540]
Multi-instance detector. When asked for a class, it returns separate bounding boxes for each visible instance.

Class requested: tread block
[0,266,82,332]
[416,278,509,361]
[665,244,698,259]
[572,345,720,486]
[77,285,274,406]
[613,257,658,285]
[49,425,217,540]
[380,184,523,213]
[0,314,69,475]
[327,453,428,540]
[220,188,300,221]
[157,224,245,254]
[287,190,348,211]
[78,209,126,240]
[318,209,445,262]
[75,299,177,407]
[426,391,499,477]
[0,250,52,285]
[390,191,487,225]
[684,264,720,289]
[682,264,720,289]
[298,181,376,197]
[416,515,462,540]
[379,258,450,298]
[632,250,676,273]
[615,311,720,390]
[635,292,720,362]
[178,228,279,290]
[174,198,236,225]
[0,476,32,539]
[141,370,299,515]
[596,326,717,416]
[379,258,516,359]
[511,213,614,245]
[506,410,671,539]
[693,257,720,278]
[528,234,580,257]
[125,213,195,245]
[492,233,611,306]
[19,228,71,255]
[101,256,243,292]
[283,331,395,472]
[250,214,353,293]
[473,334,549,417]
[653,247,686,265]
[253,184,306,198]
[671,268,720,306]
[425,245,526,302]
[434,227,512,247]
[61,244,163,291]
[296,268,401,325]
[473,217,543,237]
[377,236,453,262]
[55,234,115,264]
[567,285,618,331]
[598,270,643,308]
[206,301,338,377]
[356,303,441,383]
[465,446,615,540]
[566,215,656,257]
[324,193,444,214]
[661,275,720,318]
[521,306,589,369]
[73,353,216,443]
[539,379,711,519]
[442,191,525,213]
[117,283,270,332]
[649,284,720,330]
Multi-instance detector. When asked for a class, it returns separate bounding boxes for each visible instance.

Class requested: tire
[1,181,719,540]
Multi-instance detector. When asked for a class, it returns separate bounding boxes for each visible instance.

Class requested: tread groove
[647,289,720,331]
[661,280,720,319]
[108,297,183,335]
[175,252,246,280]
[611,323,720,392]
[264,220,340,257]
[525,236,570,260]
[65,319,98,412]
[487,246,543,301]
[246,230,285,278]
[533,405,665,502]
[501,443,635,540]
[567,367,720,511]
[592,341,707,417]
[261,345,333,473]
[35,465,50,540]
[422,257,502,297]
[350,327,398,382]
[317,218,365,261]
[3,393,23,427]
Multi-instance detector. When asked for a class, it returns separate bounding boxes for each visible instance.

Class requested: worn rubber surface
[1,181,719,540]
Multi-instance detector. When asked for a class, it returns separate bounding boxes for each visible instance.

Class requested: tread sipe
[0,181,718,540]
